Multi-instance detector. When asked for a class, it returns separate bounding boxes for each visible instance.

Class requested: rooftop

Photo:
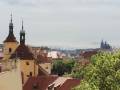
[10,44,34,60]
[23,76,80,90]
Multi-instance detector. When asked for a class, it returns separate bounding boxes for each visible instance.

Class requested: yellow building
[10,21,38,84]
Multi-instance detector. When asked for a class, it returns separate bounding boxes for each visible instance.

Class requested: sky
[0,0,120,49]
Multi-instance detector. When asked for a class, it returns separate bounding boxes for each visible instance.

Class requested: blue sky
[0,0,120,49]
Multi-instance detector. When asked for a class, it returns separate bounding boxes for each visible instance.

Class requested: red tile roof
[10,44,34,60]
[37,54,51,63]
[23,76,80,90]
[58,79,80,90]
[23,76,58,90]
[80,50,98,59]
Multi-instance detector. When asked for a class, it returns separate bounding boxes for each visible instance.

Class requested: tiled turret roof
[4,33,18,43]
[10,44,34,60]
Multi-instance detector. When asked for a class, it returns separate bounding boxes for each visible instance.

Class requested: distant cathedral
[100,40,111,50]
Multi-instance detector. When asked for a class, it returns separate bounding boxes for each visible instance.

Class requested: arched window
[9,48,12,53]
[22,36,24,40]
[21,72,24,84]
[26,62,29,65]
[45,66,48,69]
[30,72,32,76]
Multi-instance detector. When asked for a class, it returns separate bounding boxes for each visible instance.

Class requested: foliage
[73,51,120,90]
[73,80,99,90]
[70,62,87,79]
[51,59,75,76]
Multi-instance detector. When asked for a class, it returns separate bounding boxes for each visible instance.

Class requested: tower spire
[9,14,13,33]
[22,20,23,30]
[4,14,17,43]
[10,13,12,23]
[20,20,25,45]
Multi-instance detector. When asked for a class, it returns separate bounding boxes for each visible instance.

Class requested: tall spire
[10,14,12,23]
[20,20,25,33]
[22,20,23,30]
[4,14,17,43]
[20,20,25,45]
[9,14,13,33]
[100,40,104,49]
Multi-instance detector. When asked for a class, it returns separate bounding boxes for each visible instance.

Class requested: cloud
[1,0,120,7]
[0,0,120,48]
[0,0,39,6]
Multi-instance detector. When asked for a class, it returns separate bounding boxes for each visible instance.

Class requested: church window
[21,72,24,84]
[22,36,24,40]
[30,72,32,76]
[9,48,12,53]
[45,66,48,69]
[32,83,39,89]
[26,62,29,65]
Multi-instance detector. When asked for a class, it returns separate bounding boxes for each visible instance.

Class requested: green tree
[64,59,75,73]
[52,60,65,76]
[52,59,75,76]
[73,51,120,90]
[70,62,87,79]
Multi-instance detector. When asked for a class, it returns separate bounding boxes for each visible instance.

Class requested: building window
[26,62,29,65]
[27,72,32,77]
[45,66,48,69]
[21,72,24,84]
[30,72,32,76]
[9,48,12,53]
[32,83,39,89]
[22,36,24,40]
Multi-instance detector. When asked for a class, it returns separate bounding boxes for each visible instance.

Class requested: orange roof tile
[37,54,51,63]
[23,76,58,90]
[23,76,80,90]
[58,79,80,90]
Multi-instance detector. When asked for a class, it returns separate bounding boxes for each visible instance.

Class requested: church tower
[10,21,38,84]
[3,14,18,60]
[20,21,25,45]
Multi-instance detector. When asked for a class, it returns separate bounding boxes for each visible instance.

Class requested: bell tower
[20,21,25,45]
[3,14,18,60]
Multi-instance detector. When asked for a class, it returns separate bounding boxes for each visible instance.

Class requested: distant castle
[100,40,112,50]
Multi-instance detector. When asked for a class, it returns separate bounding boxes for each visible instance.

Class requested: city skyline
[0,0,120,48]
